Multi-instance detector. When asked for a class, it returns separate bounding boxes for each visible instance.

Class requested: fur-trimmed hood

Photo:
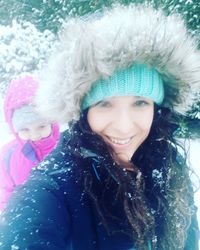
[36,4,200,123]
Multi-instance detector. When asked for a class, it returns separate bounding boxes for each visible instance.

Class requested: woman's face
[87,96,154,162]
[17,122,52,141]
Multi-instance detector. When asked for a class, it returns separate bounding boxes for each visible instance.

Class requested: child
[0,4,199,250]
[0,76,60,211]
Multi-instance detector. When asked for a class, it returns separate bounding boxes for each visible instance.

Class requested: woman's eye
[133,100,149,107]
[95,101,112,108]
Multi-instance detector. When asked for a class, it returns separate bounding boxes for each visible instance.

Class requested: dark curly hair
[67,105,198,250]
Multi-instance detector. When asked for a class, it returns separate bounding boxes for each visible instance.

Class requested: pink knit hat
[4,76,38,133]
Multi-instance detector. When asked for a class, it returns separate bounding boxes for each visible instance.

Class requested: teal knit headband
[81,64,164,110]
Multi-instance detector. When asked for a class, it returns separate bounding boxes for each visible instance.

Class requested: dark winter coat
[0,131,198,250]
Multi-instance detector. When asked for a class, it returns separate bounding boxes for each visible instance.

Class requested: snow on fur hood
[36,4,200,123]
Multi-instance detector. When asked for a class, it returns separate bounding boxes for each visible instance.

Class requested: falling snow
[0,2,199,247]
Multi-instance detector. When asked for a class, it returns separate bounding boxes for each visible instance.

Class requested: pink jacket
[0,76,60,211]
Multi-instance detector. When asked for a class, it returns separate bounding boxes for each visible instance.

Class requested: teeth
[108,136,132,145]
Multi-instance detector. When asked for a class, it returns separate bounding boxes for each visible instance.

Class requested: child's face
[87,96,154,162]
[17,122,52,141]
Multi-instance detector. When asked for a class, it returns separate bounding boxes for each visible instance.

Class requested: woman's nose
[112,109,135,135]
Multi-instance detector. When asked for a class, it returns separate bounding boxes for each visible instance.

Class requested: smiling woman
[0,3,200,250]
[85,64,160,162]
[87,96,154,163]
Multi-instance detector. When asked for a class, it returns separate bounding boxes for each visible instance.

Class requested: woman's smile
[105,135,134,147]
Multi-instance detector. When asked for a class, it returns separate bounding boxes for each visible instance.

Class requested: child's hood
[4,76,38,135]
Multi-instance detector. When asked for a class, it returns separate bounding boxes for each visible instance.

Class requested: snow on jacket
[0,131,198,250]
[0,76,60,211]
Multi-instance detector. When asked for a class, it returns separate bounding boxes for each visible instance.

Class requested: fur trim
[36,4,200,123]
